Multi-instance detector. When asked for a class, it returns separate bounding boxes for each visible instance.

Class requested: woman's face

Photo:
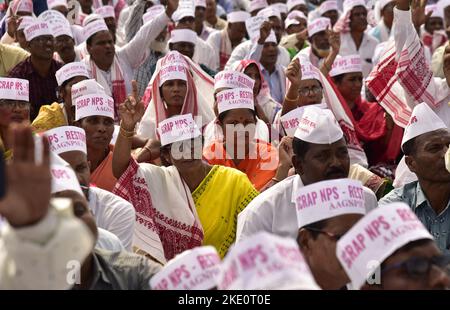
[220,108,256,154]
[244,64,262,97]
[161,79,187,108]
[79,115,114,151]
[298,79,323,106]
[0,99,30,127]
[335,72,363,104]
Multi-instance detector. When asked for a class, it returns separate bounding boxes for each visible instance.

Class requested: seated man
[337,202,450,290]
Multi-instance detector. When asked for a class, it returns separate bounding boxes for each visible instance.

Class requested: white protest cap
[343,0,366,13]
[71,79,106,102]
[17,16,35,31]
[75,93,114,121]
[401,103,448,151]
[307,16,331,37]
[214,70,255,91]
[271,3,288,14]
[159,62,188,87]
[47,0,67,9]
[294,178,366,228]
[379,0,394,11]
[95,5,115,19]
[218,232,320,290]
[0,77,29,102]
[24,21,53,41]
[38,9,67,26]
[425,4,444,19]
[173,0,195,22]
[56,62,89,86]
[438,0,450,12]
[294,106,343,144]
[194,0,206,8]
[45,126,87,155]
[150,246,221,290]
[300,60,321,81]
[157,113,201,146]
[11,0,33,14]
[319,0,339,15]
[445,147,450,173]
[217,88,254,115]
[287,0,306,12]
[168,29,197,45]
[336,202,433,289]
[265,30,277,44]
[51,19,74,38]
[287,10,307,21]
[329,54,363,77]
[249,0,268,13]
[143,4,165,24]
[281,106,306,137]
[82,13,103,26]
[51,164,83,195]
[257,6,281,20]
[83,19,109,41]
[285,18,301,28]
[227,11,251,23]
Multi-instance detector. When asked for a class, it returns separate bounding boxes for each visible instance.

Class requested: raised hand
[258,21,272,45]
[411,0,431,28]
[6,15,19,39]
[118,80,145,131]
[285,58,302,88]
[166,0,179,18]
[0,125,51,228]
[278,136,294,167]
[326,27,341,53]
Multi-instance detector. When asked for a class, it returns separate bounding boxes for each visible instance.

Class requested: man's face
[55,35,75,60]
[79,115,115,151]
[269,17,283,42]
[195,7,206,24]
[0,99,30,127]
[298,214,363,289]
[406,129,450,183]
[205,0,216,19]
[228,22,247,43]
[349,6,367,33]
[322,10,339,27]
[28,35,55,60]
[373,240,450,290]
[311,31,330,56]
[60,150,91,187]
[293,138,350,186]
[177,16,195,31]
[425,17,444,35]
[87,31,115,65]
[260,42,278,67]
[170,42,195,59]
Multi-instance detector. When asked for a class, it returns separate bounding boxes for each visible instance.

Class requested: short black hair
[301,219,328,240]
[292,137,311,159]
[402,137,416,156]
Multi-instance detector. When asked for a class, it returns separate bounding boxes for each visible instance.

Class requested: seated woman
[203,88,279,191]
[113,98,259,264]
[31,62,90,132]
[0,77,30,160]
[73,80,117,192]
[137,51,215,141]
[203,69,270,146]
[329,54,402,171]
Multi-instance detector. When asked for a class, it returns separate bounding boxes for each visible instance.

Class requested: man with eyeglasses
[8,20,63,120]
[337,202,450,290]
[236,107,377,249]
[294,178,367,289]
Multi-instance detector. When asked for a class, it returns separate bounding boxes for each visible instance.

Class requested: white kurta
[89,187,136,251]
[193,37,219,70]
[84,11,171,96]
[116,5,132,47]
[338,31,379,78]
[236,174,378,242]
[225,40,291,70]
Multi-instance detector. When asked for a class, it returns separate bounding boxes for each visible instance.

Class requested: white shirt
[89,187,135,251]
[225,40,291,70]
[116,5,132,47]
[236,175,378,242]
[200,24,217,41]
[96,228,125,252]
[0,198,94,289]
[338,32,380,78]
[84,11,171,97]
[193,37,219,70]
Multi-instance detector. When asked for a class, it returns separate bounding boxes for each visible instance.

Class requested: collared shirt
[261,65,286,104]
[379,181,450,255]
[73,248,162,290]
[8,57,63,120]
[200,24,218,41]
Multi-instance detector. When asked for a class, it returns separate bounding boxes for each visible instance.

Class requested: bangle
[120,125,134,135]
[271,177,281,183]
[284,95,298,103]
[119,127,134,139]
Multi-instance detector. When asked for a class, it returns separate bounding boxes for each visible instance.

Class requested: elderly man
[236,107,378,242]
[8,20,63,120]
[379,103,450,255]
[207,10,249,70]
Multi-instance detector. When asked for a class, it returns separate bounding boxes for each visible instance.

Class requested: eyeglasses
[298,86,322,96]
[305,227,343,241]
[381,255,450,278]
[0,100,29,109]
